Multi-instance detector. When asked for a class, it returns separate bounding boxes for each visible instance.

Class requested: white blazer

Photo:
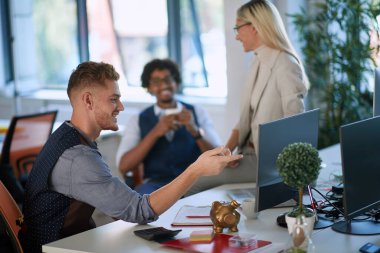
[237,45,308,153]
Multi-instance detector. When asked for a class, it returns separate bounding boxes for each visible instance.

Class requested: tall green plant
[291,0,380,148]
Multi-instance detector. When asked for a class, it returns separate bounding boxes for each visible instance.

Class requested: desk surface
[42,145,380,253]
[43,183,289,253]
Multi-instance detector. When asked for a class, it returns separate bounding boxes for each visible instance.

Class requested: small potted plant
[276,142,322,235]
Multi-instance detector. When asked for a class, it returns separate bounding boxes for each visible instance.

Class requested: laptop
[226,109,320,211]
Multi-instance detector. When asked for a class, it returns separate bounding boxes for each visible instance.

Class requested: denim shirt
[50,122,158,224]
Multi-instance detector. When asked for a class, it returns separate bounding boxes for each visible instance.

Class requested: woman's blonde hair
[237,0,309,88]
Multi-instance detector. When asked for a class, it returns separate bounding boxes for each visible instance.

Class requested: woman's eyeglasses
[233,23,251,35]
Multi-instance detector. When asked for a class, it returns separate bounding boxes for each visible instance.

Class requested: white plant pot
[285,213,316,235]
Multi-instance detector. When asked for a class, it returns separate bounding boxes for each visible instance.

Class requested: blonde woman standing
[187,0,308,195]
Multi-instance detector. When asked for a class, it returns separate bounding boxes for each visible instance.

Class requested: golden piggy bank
[210,200,240,233]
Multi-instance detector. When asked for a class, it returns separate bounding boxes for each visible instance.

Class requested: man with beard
[116,59,221,194]
[19,61,240,253]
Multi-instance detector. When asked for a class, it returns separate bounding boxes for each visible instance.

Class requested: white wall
[223,0,251,142]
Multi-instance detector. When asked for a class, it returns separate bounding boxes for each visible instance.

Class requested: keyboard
[226,188,297,208]
[226,188,256,203]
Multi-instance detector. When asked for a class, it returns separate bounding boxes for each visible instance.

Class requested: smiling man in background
[116,58,221,194]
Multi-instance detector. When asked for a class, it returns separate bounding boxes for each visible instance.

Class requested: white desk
[43,183,290,253]
[42,145,380,253]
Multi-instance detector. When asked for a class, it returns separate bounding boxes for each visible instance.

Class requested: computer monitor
[255,108,320,212]
[332,116,380,235]
[374,68,380,117]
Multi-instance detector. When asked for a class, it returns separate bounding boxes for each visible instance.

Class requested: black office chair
[0,110,57,203]
[124,163,144,189]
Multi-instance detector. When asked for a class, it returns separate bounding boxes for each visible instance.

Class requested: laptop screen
[255,108,320,212]
[339,116,380,220]
[331,116,380,235]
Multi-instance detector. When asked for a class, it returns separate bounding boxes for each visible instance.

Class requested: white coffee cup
[241,198,256,219]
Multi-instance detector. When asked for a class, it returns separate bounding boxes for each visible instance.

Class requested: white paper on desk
[171,205,213,226]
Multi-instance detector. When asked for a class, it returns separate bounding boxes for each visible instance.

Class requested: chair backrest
[0,181,23,253]
[0,111,57,180]
[123,164,144,189]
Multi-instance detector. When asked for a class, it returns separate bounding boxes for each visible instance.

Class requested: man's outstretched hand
[190,147,243,177]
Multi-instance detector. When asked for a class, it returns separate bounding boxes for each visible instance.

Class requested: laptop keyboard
[227,188,256,202]
[227,188,297,208]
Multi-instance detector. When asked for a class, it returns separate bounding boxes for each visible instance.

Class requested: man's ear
[82,92,94,110]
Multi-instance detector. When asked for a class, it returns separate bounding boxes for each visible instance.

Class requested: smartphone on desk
[360,242,380,253]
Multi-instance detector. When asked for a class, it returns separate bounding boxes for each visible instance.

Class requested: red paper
[161,234,272,253]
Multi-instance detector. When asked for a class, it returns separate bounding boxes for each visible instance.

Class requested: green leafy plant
[276,143,322,217]
[290,0,380,148]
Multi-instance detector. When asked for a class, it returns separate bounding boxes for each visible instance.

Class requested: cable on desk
[310,187,344,220]
[310,187,380,222]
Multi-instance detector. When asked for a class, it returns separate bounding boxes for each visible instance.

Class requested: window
[32,0,80,88]
[87,0,227,98]
[0,0,14,84]
[4,0,227,98]
[178,0,227,97]
[87,0,168,91]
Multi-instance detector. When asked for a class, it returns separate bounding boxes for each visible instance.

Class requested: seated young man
[116,59,221,194]
[19,61,241,253]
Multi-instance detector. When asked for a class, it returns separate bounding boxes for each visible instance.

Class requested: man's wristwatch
[193,128,204,140]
